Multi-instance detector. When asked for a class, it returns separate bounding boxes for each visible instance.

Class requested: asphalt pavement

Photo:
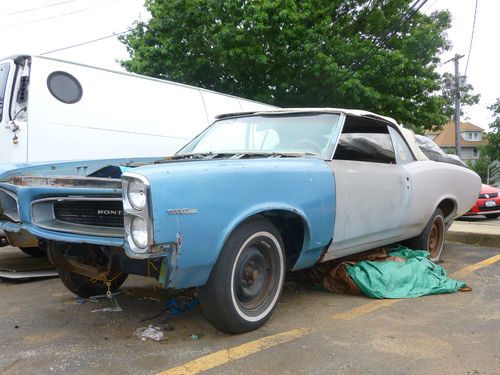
[0,239,499,375]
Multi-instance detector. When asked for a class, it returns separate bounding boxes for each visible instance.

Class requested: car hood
[0,157,164,182]
[480,184,500,194]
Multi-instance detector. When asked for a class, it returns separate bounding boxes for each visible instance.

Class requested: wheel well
[254,210,306,271]
[437,199,456,221]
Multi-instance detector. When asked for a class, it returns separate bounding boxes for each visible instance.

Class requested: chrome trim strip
[30,196,124,238]
[0,187,20,222]
[327,113,346,161]
[31,196,123,204]
[122,173,154,256]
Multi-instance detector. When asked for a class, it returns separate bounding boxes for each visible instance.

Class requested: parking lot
[0,239,499,375]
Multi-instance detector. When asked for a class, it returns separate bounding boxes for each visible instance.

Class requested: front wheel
[198,217,285,334]
[57,268,128,299]
[19,246,45,257]
[47,243,128,299]
[409,208,445,262]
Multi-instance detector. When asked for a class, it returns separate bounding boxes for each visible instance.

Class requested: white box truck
[0,54,275,252]
[0,54,275,167]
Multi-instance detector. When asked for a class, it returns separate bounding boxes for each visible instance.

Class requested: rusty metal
[5,230,39,248]
[4,176,121,189]
[66,259,104,279]
[47,241,125,280]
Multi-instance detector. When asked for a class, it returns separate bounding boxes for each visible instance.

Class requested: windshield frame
[176,112,345,160]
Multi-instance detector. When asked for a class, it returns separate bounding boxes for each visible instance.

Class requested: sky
[0,0,498,131]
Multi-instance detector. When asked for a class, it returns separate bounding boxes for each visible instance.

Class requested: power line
[0,0,123,29]
[335,0,429,90]
[3,0,81,16]
[421,0,439,14]
[465,0,479,77]
[40,31,130,55]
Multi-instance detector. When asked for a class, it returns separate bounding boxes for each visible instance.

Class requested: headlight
[128,179,146,210]
[130,216,148,249]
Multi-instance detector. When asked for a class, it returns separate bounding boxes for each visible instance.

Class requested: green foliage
[466,149,491,184]
[120,0,452,129]
[441,72,480,120]
[485,98,500,161]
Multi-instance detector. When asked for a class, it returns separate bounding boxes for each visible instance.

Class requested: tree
[441,72,480,120]
[485,98,500,162]
[120,0,452,129]
[466,148,493,184]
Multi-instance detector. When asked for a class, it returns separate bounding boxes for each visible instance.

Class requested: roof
[216,108,400,127]
[460,122,485,132]
[1,54,277,108]
[425,121,487,148]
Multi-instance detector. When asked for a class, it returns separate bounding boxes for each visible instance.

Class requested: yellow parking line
[157,253,500,375]
[451,253,500,277]
[157,328,311,375]
[332,299,400,320]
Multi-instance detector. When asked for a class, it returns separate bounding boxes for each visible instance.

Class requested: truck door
[0,59,28,164]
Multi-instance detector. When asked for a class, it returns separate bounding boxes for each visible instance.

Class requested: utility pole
[453,54,464,158]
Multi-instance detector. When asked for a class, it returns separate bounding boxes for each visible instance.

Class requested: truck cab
[0,56,29,164]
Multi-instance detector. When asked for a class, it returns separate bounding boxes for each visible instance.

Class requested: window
[473,148,478,158]
[333,116,396,164]
[467,132,473,140]
[389,127,416,164]
[473,132,479,141]
[179,113,341,159]
[47,71,82,104]
[0,62,10,121]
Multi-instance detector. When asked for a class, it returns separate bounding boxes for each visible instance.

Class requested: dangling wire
[465,0,479,77]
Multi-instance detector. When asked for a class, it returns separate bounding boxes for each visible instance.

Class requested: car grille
[479,192,498,199]
[478,205,500,212]
[54,200,124,228]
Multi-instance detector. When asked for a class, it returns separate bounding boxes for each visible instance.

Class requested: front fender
[138,158,335,289]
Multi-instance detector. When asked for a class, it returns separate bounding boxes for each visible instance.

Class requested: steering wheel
[291,139,323,154]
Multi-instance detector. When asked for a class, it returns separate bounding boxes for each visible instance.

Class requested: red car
[463,184,500,219]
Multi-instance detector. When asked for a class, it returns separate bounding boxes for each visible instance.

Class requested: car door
[322,116,414,260]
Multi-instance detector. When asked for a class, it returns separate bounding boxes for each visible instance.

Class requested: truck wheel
[57,268,128,299]
[409,208,445,262]
[198,217,285,334]
[19,246,45,257]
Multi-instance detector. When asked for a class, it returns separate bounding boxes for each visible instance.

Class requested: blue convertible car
[0,109,480,333]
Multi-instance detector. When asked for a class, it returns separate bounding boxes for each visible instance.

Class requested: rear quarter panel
[404,160,481,235]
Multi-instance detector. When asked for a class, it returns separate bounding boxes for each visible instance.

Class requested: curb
[446,231,500,248]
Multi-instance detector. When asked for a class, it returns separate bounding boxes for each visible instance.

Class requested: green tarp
[345,246,468,299]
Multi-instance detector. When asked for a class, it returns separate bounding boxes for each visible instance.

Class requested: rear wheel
[409,208,445,262]
[198,217,285,333]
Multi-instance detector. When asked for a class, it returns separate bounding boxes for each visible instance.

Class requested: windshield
[177,113,342,159]
[0,62,11,122]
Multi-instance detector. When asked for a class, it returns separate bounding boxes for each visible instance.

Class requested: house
[425,121,488,162]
